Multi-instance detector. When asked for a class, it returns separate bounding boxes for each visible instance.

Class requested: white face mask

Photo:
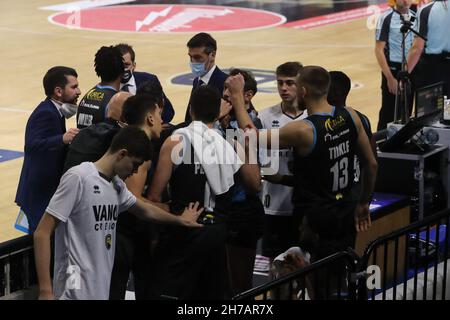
[60,103,78,119]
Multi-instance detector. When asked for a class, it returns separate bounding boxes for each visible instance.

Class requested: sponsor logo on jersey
[86,89,105,101]
[324,128,349,142]
[271,120,280,127]
[93,204,118,221]
[324,115,346,133]
[94,185,100,194]
[78,101,99,110]
[93,204,118,231]
[105,234,112,250]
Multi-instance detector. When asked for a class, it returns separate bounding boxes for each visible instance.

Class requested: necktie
[194,78,204,89]
[61,116,66,132]
[121,84,130,92]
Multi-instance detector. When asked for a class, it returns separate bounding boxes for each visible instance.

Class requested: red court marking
[48,4,286,33]
[282,4,390,30]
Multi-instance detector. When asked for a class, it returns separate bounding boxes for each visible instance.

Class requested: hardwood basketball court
[0,0,386,242]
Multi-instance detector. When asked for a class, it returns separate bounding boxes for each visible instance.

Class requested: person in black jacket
[114,43,175,123]
[185,33,228,122]
[15,66,81,232]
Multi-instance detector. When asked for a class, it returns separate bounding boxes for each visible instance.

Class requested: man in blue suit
[185,32,228,123]
[15,66,81,232]
[114,43,175,124]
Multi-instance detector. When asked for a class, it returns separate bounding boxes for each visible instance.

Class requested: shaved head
[107,92,132,121]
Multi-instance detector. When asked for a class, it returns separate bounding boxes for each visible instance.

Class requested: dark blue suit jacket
[133,71,175,123]
[184,66,228,122]
[15,99,67,232]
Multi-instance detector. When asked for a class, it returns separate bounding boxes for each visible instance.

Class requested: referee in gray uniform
[375,0,415,130]
[408,0,450,96]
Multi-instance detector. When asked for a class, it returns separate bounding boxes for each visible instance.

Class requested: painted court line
[282,3,390,30]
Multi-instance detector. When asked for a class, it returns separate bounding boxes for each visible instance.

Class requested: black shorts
[304,202,356,238]
[261,215,300,258]
[226,199,265,250]
[299,202,357,261]
[149,223,228,299]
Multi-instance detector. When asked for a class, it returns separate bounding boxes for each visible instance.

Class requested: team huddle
[16,32,377,300]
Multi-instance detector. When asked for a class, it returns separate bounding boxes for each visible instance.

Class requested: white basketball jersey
[47,162,136,300]
[258,104,307,216]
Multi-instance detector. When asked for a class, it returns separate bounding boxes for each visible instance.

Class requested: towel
[174,121,242,196]
[274,246,311,264]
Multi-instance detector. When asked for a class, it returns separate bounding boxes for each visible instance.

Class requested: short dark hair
[122,94,158,126]
[190,85,221,123]
[109,126,153,161]
[43,66,78,97]
[187,33,217,54]
[276,62,303,77]
[114,43,135,62]
[94,46,125,82]
[298,66,331,99]
[136,81,164,107]
[328,71,351,108]
[229,68,257,95]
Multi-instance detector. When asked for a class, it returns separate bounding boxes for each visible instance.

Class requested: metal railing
[0,235,36,298]
[358,208,450,300]
[233,209,450,300]
[233,251,359,300]
[1,210,449,300]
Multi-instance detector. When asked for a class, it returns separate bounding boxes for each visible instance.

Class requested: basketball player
[33,126,203,300]
[227,66,377,260]
[258,62,306,264]
[76,46,124,129]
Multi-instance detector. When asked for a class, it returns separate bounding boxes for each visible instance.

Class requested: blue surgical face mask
[189,61,207,78]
